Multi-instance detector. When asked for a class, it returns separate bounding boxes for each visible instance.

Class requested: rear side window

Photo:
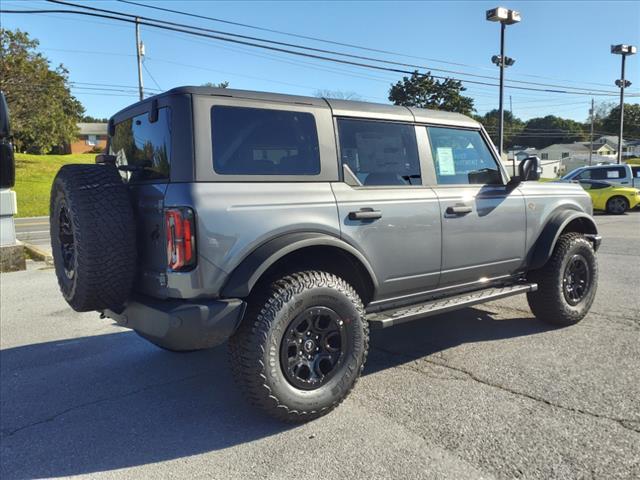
[632,166,640,178]
[211,106,320,175]
[427,127,502,185]
[590,166,626,180]
[337,119,420,186]
[109,107,171,182]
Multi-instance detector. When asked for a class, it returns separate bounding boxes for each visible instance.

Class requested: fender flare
[221,232,379,298]
[529,210,599,270]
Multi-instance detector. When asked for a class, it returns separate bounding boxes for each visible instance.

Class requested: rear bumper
[103,295,246,351]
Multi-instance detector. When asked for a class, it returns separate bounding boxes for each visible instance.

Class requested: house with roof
[66,122,108,154]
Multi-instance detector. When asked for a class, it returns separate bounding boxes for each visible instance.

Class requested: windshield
[562,167,584,180]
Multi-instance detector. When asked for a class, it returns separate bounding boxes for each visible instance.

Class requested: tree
[0,29,84,153]
[388,70,474,115]
[476,109,524,149]
[313,89,362,101]
[512,115,587,150]
[602,103,640,140]
[81,115,108,123]
[202,81,229,88]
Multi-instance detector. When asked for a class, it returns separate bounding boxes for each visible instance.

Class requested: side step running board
[367,283,537,329]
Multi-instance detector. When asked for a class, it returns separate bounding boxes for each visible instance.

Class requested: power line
[114,0,631,91]
[41,0,636,97]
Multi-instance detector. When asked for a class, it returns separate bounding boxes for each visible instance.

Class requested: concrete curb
[23,242,53,265]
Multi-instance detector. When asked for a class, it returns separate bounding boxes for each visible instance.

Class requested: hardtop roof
[112,86,480,128]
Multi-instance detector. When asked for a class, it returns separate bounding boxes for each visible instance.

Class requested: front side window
[427,127,502,185]
[109,107,171,182]
[574,169,591,180]
[211,106,320,175]
[337,119,420,186]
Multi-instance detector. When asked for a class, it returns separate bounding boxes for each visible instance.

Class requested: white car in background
[562,163,639,188]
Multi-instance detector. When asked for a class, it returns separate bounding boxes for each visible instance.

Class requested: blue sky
[2,0,639,122]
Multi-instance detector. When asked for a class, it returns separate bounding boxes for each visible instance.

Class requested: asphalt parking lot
[1,212,639,479]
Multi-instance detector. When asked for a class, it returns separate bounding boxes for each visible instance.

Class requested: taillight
[165,207,196,271]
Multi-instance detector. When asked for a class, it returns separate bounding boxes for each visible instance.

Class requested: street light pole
[498,22,505,158]
[611,44,636,165]
[486,7,520,162]
[616,54,626,165]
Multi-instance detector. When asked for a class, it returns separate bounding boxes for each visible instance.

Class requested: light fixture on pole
[611,44,636,164]
[486,7,521,166]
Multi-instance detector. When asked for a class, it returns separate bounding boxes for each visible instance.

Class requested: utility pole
[135,17,144,101]
[589,98,594,166]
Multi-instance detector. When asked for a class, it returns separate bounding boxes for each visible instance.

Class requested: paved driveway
[1,213,639,479]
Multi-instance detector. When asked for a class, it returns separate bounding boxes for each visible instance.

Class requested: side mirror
[0,92,15,188]
[519,156,541,182]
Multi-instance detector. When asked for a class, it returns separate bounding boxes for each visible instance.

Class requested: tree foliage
[475,109,524,149]
[81,115,108,123]
[512,115,587,150]
[1,29,84,153]
[602,103,640,140]
[388,70,475,115]
[201,81,229,88]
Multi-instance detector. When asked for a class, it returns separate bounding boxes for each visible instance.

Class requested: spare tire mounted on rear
[50,164,137,312]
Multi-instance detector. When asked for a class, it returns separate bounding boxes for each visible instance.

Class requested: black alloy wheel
[562,254,591,305]
[280,306,347,390]
[58,203,76,279]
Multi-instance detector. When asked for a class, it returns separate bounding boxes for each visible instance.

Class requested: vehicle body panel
[163,181,341,299]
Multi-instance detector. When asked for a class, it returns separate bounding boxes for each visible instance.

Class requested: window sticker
[607,170,620,178]
[436,147,456,175]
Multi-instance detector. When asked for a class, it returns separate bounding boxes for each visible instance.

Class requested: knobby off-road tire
[228,271,369,422]
[527,233,598,326]
[50,164,137,312]
[605,196,629,215]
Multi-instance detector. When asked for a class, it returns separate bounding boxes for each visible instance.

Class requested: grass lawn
[14,153,95,218]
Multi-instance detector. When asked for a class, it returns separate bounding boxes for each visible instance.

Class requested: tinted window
[427,127,502,185]
[632,166,640,178]
[211,106,320,175]
[590,166,626,180]
[109,107,171,182]
[337,119,420,186]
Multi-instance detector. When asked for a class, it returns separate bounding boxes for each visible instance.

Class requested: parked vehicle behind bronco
[50,87,601,422]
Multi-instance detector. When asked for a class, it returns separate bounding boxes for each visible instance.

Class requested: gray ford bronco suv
[50,86,601,422]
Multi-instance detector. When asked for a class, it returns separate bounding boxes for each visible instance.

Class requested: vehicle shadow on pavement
[0,308,552,479]
[0,330,293,479]
[365,307,554,374]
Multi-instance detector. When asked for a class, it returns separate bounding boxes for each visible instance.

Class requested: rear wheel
[228,271,369,422]
[605,196,628,215]
[527,233,597,326]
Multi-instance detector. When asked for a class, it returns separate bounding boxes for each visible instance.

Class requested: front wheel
[606,196,629,215]
[527,233,598,326]
[228,271,369,422]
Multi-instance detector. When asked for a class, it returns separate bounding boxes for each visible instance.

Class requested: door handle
[348,208,382,220]
[446,205,472,215]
